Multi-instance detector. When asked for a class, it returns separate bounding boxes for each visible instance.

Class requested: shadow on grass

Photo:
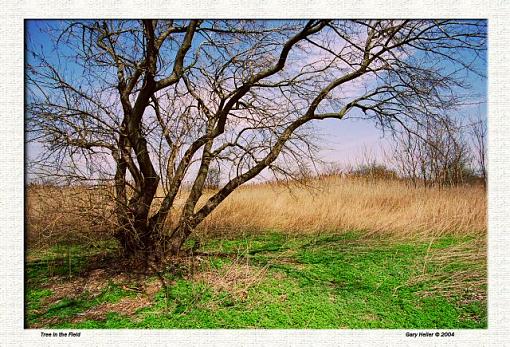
[26,231,487,329]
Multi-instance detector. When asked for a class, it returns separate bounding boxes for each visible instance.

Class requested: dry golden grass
[196,175,486,239]
[26,184,116,248]
[26,175,487,249]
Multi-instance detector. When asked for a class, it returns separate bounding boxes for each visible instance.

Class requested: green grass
[26,240,118,286]
[26,231,487,329]
[26,281,136,327]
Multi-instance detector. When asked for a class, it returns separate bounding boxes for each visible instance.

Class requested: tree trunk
[114,218,164,265]
[114,212,193,269]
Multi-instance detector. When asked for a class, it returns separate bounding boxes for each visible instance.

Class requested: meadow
[25,175,487,329]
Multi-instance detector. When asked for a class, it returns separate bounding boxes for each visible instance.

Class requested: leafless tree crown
[26,20,486,261]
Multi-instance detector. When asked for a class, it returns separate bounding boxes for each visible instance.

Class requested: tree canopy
[26,19,486,264]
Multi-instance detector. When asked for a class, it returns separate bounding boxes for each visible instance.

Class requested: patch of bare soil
[36,261,164,305]
[41,268,118,306]
[143,280,164,298]
[31,269,167,327]
[31,316,63,329]
[71,296,152,323]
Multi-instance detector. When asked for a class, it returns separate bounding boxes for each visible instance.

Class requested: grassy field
[25,176,487,329]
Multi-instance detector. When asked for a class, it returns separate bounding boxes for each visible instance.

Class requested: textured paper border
[1,1,507,345]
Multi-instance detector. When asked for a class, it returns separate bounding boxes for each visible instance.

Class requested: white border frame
[1,1,508,345]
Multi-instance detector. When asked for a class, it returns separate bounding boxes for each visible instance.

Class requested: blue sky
[25,19,487,174]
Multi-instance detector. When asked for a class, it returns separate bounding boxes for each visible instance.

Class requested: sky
[25,19,488,181]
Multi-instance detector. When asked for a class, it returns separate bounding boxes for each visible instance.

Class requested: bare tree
[390,115,475,187]
[204,165,221,190]
[470,114,487,187]
[388,131,420,187]
[26,19,486,266]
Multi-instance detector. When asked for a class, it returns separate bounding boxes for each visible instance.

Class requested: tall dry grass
[26,175,487,250]
[196,176,486,239]
[26,184,116,248]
